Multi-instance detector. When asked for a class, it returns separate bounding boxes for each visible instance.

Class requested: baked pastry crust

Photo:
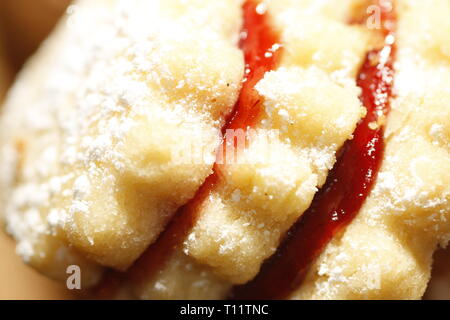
[291,0,450,300]
[0,0,243,283]
[0,0,449,299]
[133,0,376,299]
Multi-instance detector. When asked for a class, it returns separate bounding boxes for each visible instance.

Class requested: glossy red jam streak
[93,0,281,296]
[227,0,281,131]
[232,2,396,300]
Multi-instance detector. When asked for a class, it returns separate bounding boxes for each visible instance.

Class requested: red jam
[231,0,396,300]
[93,0,281,295]
[227,0,281,131]
[128,0,281,285]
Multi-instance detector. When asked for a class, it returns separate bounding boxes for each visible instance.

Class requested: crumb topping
[0,0,243,277]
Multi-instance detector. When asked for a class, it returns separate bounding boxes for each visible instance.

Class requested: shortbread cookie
[131,0,377,299]
[0,0,244,284]
[291,0,450,299]
[1,0,449,300]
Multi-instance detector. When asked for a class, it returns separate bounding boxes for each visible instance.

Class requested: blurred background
[0,0,448,300]
[0,0,74,300]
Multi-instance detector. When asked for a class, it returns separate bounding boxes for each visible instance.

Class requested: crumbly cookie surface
[134,0,374,299]
[0,0,244,281]
[133,0,450,300]
[291,0,450,300]
[1,0,449,299]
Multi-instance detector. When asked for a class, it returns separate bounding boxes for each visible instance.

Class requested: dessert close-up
[0,0,449,301]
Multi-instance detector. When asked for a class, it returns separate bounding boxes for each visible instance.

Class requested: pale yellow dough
[134,0,373,299]
[0,0,244,283]
[134,0,450,300]
[1,0,449,299]
[291,0,450,300]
